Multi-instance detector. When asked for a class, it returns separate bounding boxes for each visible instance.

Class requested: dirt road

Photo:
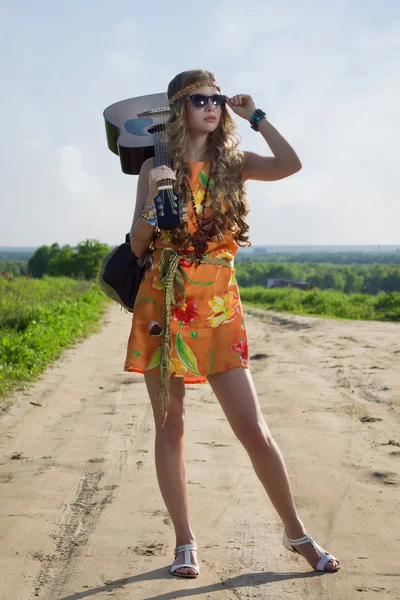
[1,304,399,599]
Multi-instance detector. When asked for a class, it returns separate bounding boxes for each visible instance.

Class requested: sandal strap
[287,532,340,571]
[316,551,337,571]
[170,562,199,575]
[287,533,314,545]
[171,544,199,575]
[284,530,340,571]
[174,543,198,556]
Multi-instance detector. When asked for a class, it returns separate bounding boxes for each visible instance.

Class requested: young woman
[124,70,341,578]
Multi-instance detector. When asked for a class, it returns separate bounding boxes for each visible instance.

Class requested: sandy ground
[0,303,400,600]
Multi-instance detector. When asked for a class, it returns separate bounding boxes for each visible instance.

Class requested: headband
[169,80,221,107]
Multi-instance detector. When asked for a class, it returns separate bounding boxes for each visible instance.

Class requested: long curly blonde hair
[165,69,251,250]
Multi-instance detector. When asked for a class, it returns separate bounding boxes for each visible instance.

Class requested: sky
[0,0,399,247]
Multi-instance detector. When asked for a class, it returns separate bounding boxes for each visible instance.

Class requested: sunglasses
[186,94,227,108]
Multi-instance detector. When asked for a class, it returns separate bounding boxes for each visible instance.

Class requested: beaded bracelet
[139,205,158,228]
[250,108,266,131]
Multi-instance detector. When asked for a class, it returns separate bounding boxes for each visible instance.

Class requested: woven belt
[157,247,234,427]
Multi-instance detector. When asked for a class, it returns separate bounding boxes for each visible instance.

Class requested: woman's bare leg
[144,371,198,576]
[206,367,338,571]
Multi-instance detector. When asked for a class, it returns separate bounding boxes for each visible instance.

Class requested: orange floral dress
[124,160,249,383]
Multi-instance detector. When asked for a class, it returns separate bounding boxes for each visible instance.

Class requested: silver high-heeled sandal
[283,530,342,572]
[169,543,199,578]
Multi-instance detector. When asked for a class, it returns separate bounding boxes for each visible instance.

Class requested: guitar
[103,92,181,229]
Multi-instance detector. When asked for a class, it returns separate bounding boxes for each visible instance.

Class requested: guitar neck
[151,128,180,229]
[153,129,174,190]
[153,129,171,167]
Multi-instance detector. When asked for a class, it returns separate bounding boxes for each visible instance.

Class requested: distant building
[267,278,315,291]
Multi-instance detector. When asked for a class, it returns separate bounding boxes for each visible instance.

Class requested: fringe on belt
[157,247,234,427]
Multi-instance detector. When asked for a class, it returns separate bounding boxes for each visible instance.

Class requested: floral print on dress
[215,249,234,261]
[158,229,173,245]
[144,350,186,377]
[170,357,186,377]
[124,159,250,383]
[228,271,237,286]
[231,339,249,362]
[148,320,162,336]
[206,291,240,328]
[178,257,194,268]
[152,272,163,290]
[193,188,213,216]
[172,300,200,326]
[175,331,201,375]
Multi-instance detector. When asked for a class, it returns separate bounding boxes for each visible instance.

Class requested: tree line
[236,251,400,265]
[235,261,400,294]
[2,241,400,295]
[0,240,110,281]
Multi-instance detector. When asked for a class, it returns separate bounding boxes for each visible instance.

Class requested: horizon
[2,244,400,254]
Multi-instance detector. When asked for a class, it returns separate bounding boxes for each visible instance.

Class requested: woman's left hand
[225,94,256,120]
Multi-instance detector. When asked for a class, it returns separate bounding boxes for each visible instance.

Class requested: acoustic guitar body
[103,92,169,175]
[104,92,181,229]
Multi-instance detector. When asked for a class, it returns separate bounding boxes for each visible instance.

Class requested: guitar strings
[160,111,176,211]
[154,112,178,220]
[162,107,185,223]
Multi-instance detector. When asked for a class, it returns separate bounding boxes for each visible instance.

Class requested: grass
[1,277,399,401]
[0,276,111,399]
[240,286,400,322]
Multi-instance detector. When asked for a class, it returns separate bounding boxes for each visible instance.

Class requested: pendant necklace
[184,161,214,260]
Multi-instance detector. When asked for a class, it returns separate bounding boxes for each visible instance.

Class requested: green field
[1,274,399,402]
[0,276,111,399]
[240,286,400,321]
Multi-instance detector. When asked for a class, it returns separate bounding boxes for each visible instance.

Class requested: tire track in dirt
[26,387,121,599]
[47,376,155,598]
[32,470,109,598]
